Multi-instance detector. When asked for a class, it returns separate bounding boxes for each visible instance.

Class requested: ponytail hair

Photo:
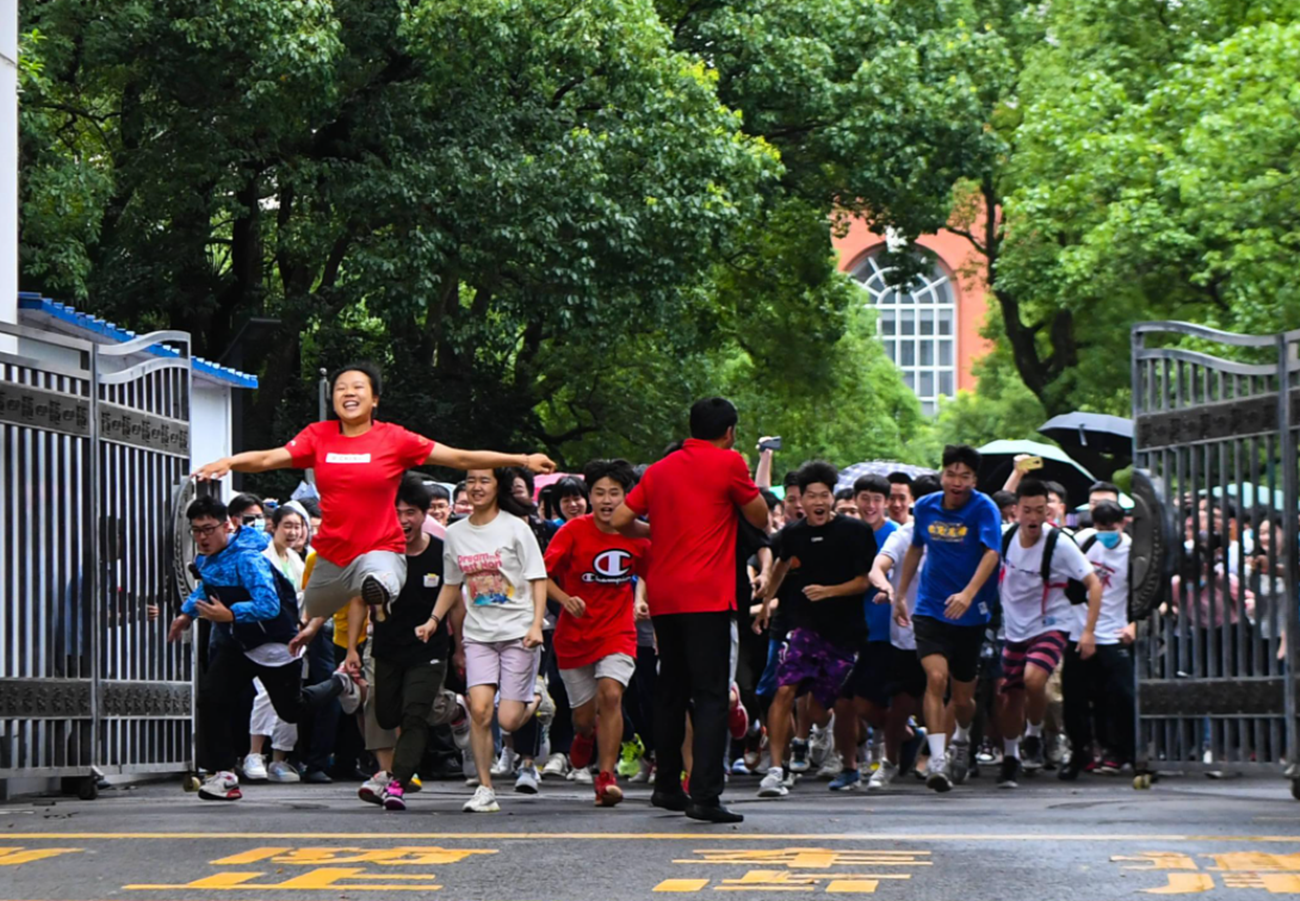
[494,467,537,519]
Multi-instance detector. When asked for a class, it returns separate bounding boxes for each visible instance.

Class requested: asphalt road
[3,770,1300,901]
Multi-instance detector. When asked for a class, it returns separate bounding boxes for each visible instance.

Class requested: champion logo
[581,549,634,584]
[325,453,372,464]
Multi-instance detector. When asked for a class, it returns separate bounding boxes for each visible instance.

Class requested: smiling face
[855,490,887,528]
[560,492,588,521]
[888,482,912,524]
[466,470,499,512]
[801,481,834,527]
[273,513,305,552]
[429,496,451,525]
[332,370,377,426]
[589,477,625,528]
[395,498,427,543]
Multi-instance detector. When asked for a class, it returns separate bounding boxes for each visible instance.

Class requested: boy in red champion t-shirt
[194,362,556,642]
[545,459,650,807]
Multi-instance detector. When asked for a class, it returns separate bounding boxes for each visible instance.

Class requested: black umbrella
[976,439,1099,507]
[1038,412,1134,459]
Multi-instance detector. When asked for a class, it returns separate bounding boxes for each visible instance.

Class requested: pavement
[3,770,1300,901]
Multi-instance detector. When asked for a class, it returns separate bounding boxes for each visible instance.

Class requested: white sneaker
[463,755,480,788]
[817,750,844,780]
[463,784,500,813]
[267,760,300,783]
[541,752,569,779]
[199,770,242,801]
[515,764,540,795]
[359,771,391,804]
[450,695,471,750]
[809,722,834,769]
[758,766,789,798]
[492,746,520,777]
[568,766,593,784]
[868,760,898,791]
[241,753,268,782]
[629,758,653,784]
[334,671,363,714]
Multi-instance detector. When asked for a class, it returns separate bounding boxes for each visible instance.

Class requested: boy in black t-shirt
[755,461,876,799]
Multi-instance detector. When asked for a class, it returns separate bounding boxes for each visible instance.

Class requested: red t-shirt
[547,515,649,669]
[624,438,760,616]
[285,420,434,567]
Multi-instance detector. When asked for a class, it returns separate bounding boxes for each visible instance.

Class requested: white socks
[927,734,947,760]
[1004,738,1020,759]
[953,723,971,743]
[1026,721,1043,738]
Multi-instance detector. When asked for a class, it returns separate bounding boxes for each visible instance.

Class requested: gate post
[1279,335,1300,787]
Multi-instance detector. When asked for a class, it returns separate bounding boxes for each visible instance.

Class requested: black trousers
[653,610,732,806]
[374,657,448,785]
[1062,642,1136,764]
[198,647,340,774]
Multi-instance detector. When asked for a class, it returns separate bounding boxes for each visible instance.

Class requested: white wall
[1,0,18,345]
[191,382,233,474]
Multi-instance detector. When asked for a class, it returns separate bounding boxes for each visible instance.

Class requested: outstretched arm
[426,444,556,474]
[194,447,294,480]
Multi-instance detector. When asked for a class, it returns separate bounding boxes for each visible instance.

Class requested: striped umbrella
[836,461,937,492]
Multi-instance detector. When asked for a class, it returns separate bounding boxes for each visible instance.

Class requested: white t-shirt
[444,510,547,644]
[999,524,1093,642]
[880,521,919,650]
[1073,533,1131,643]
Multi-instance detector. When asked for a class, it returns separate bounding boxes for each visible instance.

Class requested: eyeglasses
[190,524,223,538]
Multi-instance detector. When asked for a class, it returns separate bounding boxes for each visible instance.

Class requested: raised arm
[426,444,556,474]
[194,447,294,480]
[754,441,776,490]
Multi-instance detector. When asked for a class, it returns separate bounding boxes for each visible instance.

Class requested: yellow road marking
[6,832,1300,842]
[654,879,711,892]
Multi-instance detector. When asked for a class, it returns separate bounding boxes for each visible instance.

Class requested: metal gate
[0,319,195,796]
[1131,322,1300,795]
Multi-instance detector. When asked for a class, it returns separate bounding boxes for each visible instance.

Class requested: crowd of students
[174,361,1139,821]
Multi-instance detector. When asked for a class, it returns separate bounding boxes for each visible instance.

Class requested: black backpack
[1001,525,1095,605]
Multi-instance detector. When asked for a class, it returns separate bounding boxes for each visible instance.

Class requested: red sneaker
[570,732,595,770]
[594,771,623,807]
[728,695,750,741]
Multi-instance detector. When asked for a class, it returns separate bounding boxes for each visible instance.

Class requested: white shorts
[302,550,406,619]
[558,653,636,708]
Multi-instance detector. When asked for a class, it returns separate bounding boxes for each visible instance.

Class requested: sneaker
[948,737,971,784]
[829,769,861,792]
[731,757,753,776]
[407,774,423,793]
[782,768,798,789]
[1022,735,1045,772]
[382,781,407,810]
[199,771,242,801]
[361,573,391,621]
[570,733,595,770]
[758,766,789,798]
[868,760,899,791]
[998,756,1022,789]
[617,738,645,778]
[333,671,363,715]
[809,725,833,768]
[629,758,654,784]
[267,760,300,783]
[976,741,998,765]
[241,753,268,782]
[789,739,811,773]
[359,772,391,805]
[515,764,540,795]
[729,694,750,742]
[302,768,333,784]
[541,752,569,780]
[1097,758,1122,775]
[449,695,471,750]
[492,746,520,777]
[595,771,624,807]
[569,766,593,785]
[926,755,953,793]
[817,750,844,780]
[462,784,500,813]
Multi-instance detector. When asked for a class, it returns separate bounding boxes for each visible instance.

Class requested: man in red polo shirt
[614,397,769,824]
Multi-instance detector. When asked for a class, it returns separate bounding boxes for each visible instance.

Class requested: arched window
[853,251,957,416]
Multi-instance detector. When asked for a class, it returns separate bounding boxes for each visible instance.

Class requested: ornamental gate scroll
[1131,322,1300,795]
[0,320,196,796]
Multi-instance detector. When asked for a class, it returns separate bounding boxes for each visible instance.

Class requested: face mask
[246,516,266,533]
[1098,531,1122,549]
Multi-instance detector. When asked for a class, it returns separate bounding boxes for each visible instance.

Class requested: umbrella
[1209,482,1287,512]
[975,439,1099,506]
[1038,412,1134,459]
[836,461,937,493]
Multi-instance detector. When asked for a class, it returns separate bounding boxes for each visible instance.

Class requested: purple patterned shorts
[775,628,858,709]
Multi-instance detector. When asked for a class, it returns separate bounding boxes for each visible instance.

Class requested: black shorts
[885,644,927,699]
[912,615,985,684]
[843,642,893,707]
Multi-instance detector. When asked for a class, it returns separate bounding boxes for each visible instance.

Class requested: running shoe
[868,760,898,791]
[570,732,595,770]
[491,746,519,777]
[809,724,833,769]
[267,761,300,783]
[948,737,971,784]
[361,573,391,622]
[817,750,844,780]
[618,738,645,778]
[1097,758,1123,775]
[789,739,811,773]
[731,758,753,776]
[334,671,363,715]
[241,753,268,782]
[199,771,242,801]
[359,771,390,805]
[998,756,1022,789]
[594,771,624,807]
[729,692,750,742]
[758,766,789,798]
[629,759,654,784]
[569,766,593,785]
[515,764,540,795]
[925,755,953,793]
[541,752,569,780]
[462,784,500,813]
[382,781,407,811]
[829,769,861,792]
[1021,735,1045,772]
